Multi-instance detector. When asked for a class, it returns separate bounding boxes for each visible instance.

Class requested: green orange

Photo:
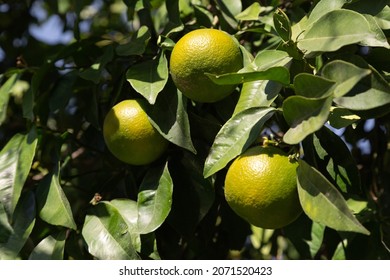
[224,145,302,229]
[103,99,169,165]
[170,28,243,103]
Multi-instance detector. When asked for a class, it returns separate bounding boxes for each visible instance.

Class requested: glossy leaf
[116,26,151,56]
[0,191,36,260]
[297,160,370,235]
[321,60,371,98]
[273,8,291,42]
[110,199,141,252]
[251,50,292,71]
[36,164,77,230]
[293,73,335,98]
[0,202,13,243]
[203,107,275,178]
[29,231,66,260]
[283,96,333,144]
[206,66,290,86]
[313,127,361,193]
[145,87,196,154]
[0,73,19,125]
[126,52,169,104]
[82,201,140,260]
[0,127,37,217]
[137,163,173,234]
[298,10,374,56]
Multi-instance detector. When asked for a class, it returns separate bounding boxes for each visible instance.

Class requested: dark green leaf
[215,0,241,29]
[283,96,333,144]
[0,73,19,125]
[273,8,292,42]
[0,128,37,217]
[297,160,370,235]
[294,73,335,98]
[203,107,275,178]
[328,107,361,129]
[82,201,140,260]
[145,87,196,154]
[163,0,184,36]
[0,202,13,243]
[314,127,361,193]
[137,163,173,234]
[28,231,66,260]
[36,164,77,230]
[298,10,375,56]
[0,191,36,259]
[321,60,371,98]
[193,5,213,27]
[206,66,290,86]
[116,26,151,56]
[126,52,168,104]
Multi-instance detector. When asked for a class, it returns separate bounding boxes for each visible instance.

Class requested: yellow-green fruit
[170,29,243,103]
[103,99,169,165]
[224,146,302,229]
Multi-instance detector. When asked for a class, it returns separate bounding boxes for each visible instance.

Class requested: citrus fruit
[224,145,302,229]
[103,99,169,165]
[170,28,243,103]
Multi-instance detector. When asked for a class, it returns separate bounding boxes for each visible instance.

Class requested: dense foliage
[1,0,390,259]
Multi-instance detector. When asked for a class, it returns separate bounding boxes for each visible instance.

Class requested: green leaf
[314,127,361,193]
[362,14,390,48]
[36,164,77,230]
[283,96,333,144]
[28,231,66,260]
[145,87,196,154]
[0,127,37,217]
[235,2,263,21]
[328,107,361,129]
[273,8,292,42]
[193,5,213,27]
[168,151,215,236]
[126,52,169,104]
[79,45,114,84]
[298,9,375,56]
[297,160,370,235]
[0,202,13,243]
[110,199,141,252]
[375,5,390,29]
[293,73,335,98]
[206,66,290,86]
[203,107,275,178]
[0,191,36,260]
[334,65,390,111]
[307,222,326,258]
[321,60,371,98]
[162,0,184,36]
[233,50,291,115]
[82,201,140,260]
[0,73,19,125]
[137,163,173,234]
[215,0,241,29]
[332,239,347,260]
[116,26,151,56]
[307,0,348,25]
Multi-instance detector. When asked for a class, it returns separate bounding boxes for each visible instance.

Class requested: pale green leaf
[321,60,371,98]
[29,231,66,260]
[0,127,37,217]
[283,96,333,144]
[298,10,374,56]
[82,201,140,260]
[293,73,335,98]
[235,2,263,21]
[137,163,173,234]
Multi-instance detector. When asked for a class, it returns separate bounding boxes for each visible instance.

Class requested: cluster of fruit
[103,29,301,229]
